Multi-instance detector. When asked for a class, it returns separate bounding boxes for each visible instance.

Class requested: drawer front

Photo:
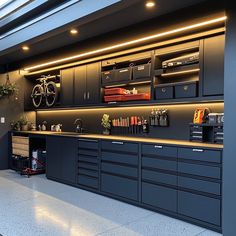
[101,151,138,165]
[78,155,98,164]
[142,157,177,172]
[178,148,221,163]
[142,169,177,186]
[142,182,177,212]
[79,162,98,171]
[78,149,98,157]
[101,162,138,178]
[178,176,221,196]
[78,139,98,150]
[133,64,151,80]
[101,140,138,153]
[101,173,138,201]
[178,162,221,179]
[178,191,221,226]
[142,144,177,158]
[175,83,197,98]
[78,168,98,178]
[155,86,174,100]
[78,175,98,189]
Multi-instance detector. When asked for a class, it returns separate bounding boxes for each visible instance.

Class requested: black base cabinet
[46,136,222,232]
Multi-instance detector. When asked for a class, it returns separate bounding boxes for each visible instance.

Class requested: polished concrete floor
[0,170,222,236]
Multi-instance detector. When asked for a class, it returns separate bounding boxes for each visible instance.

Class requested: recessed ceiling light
[70,29,78,35]
[22,45,30,51]
[145,1,155,8]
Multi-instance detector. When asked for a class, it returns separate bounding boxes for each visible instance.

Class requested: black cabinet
[46,136,77,184]
[203,35,225,96]
[60,68,74,105]
[74,62,100,105]
[60,62,101,106]
[78,138,99,189]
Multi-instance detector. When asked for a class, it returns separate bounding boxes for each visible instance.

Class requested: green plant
[0,83,18,99]
[19,114,28,126]
[10,121,21,131]
[101,114,111,129]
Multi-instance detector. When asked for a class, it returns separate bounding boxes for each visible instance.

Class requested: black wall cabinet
[46,136,77,184]
[60,62,101,106]
[203,35,225,96]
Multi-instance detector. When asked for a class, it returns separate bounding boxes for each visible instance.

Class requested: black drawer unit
[101,173,138,201]
[142,182,177,212]
[178,191,221,226]
[155,84,174,100]
[101,140,138,153]
[133,63,151,80]
[175,81,198,98]
[78,138,99,190]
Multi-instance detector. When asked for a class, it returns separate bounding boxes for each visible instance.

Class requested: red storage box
[124,93,151,101]
[104,95,125,102]
[104,88,127,95]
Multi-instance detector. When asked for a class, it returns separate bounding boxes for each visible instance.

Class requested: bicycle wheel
[31,84,43,108]
[45,81,58,107]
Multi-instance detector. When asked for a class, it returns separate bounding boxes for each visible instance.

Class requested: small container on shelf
[104,88,127,95]
[123,93,151,101]
[155,84,174,100]
[104,95,125,102]
[133,63,151,80]
[116,67,132,82]
[102,70,117,84]
[175,81,198,98]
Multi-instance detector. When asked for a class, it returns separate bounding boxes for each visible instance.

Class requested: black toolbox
[175,81,198,98]
[155,84,174,100]
[133,63,151,80]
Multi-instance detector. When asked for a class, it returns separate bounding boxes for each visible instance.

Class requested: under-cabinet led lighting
[146,1,156,8]
[22,45,30,51]
[161,68,200,77]
[70,29,78,35]
[24,16,226,71]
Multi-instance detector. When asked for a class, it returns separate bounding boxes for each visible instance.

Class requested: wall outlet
[1,117,5,124]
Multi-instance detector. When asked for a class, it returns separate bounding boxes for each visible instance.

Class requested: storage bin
[133,63,151,80]
[116,67,132,82]
[101,70,117,84]
[104,88,127,95]
[155,84,174,100]
[175,81,197,98]
[104,95,125,102]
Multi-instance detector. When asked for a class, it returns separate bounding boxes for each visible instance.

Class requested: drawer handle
[119,69,128,73]
[112,141,124,145]
[79,139,97,142]
[192,149,204,152]
[154,145,163,149]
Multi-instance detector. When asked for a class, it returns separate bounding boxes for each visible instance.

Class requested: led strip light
[24,16,227,71]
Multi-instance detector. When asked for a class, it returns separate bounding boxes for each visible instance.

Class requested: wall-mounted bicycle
[31,75,58,108]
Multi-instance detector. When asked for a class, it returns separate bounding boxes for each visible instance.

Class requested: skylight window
[0,0,32,20]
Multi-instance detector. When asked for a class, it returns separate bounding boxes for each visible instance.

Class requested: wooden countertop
[11,131,223,149]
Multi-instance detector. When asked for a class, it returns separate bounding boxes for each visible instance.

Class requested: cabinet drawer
[178,162,221,179]
[78,155,98,164]
[78,149,98,157]
[101,173,138,200]
[178,191,221,226]
[101,140,138,153]
[142,182,177,212]
[142,144,177,158]
[142,169,177,186]
[178,176,221,196]
[78,168,98,178]
[101,151,138,165]
[142,157,177,172]
[78,175,98,189]
[178,148,221,163]
[101,162,138,178]
[79,139,98,150]
[79,162,98,171]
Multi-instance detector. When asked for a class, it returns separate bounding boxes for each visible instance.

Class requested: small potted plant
[19,114,29,131]
[101,114,111,135]
[10,121,21,131]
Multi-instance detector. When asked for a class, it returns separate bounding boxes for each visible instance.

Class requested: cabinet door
[46,136,62,180]
[86,62,101,104]
[60,68,74,105]
[61,137,77,184]
[74,65,86,105]
[203,35,225,96]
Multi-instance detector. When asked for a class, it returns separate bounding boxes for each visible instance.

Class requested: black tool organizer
[189,123,224,144]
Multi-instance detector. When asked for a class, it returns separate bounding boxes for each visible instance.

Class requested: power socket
[1,117,5,124]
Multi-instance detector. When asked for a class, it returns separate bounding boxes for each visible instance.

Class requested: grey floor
[0,170,222,236]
